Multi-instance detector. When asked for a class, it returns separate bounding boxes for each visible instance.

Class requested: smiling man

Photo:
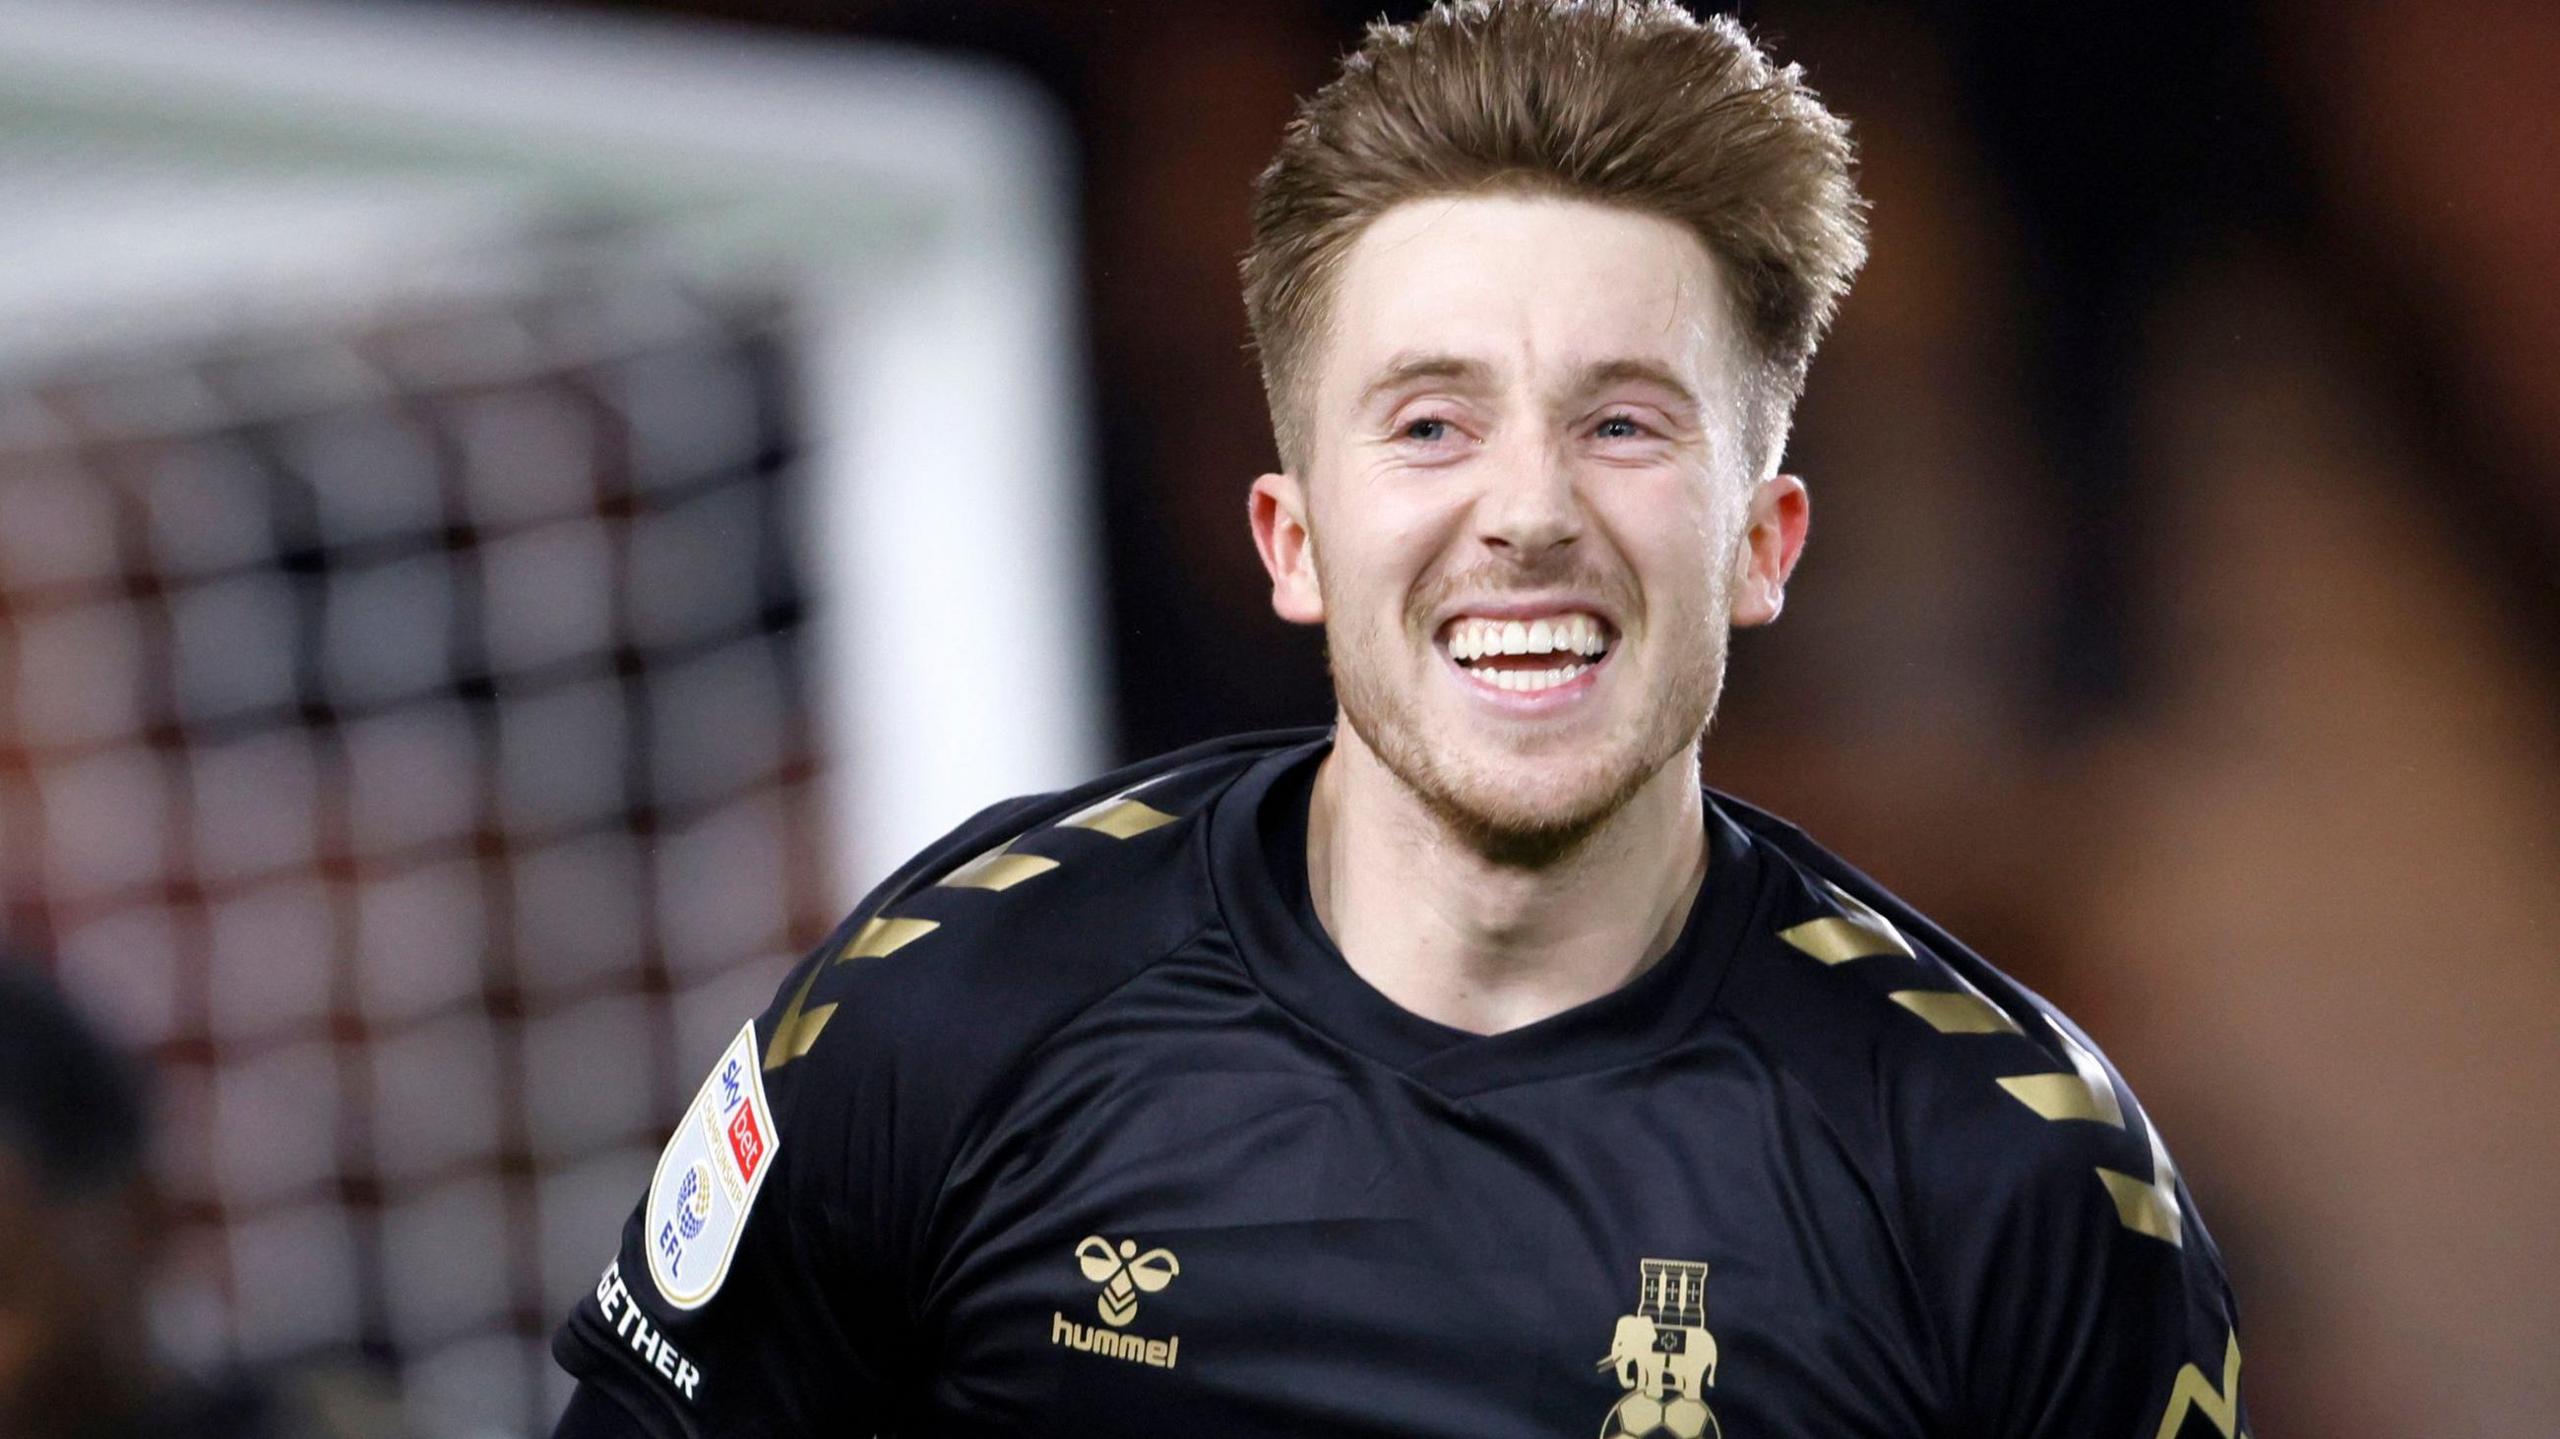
[552,5,2247,1437]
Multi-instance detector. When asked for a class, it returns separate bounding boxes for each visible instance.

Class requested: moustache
[1402,558,1636,631]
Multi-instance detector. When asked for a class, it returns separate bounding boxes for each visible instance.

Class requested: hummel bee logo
[1075,1234,1179,1326]
[1051,1235,1183,1370]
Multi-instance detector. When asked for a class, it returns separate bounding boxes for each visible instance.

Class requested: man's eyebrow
[1571,358,1703,414]
[1355,353,1496,411]
[1352,353,1706,417]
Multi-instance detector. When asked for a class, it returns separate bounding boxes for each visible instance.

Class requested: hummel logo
[1074,1234,1179,1326]
[1052,1234,1184,1371]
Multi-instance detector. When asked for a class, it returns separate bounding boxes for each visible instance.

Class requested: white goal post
[0,0,1109,890]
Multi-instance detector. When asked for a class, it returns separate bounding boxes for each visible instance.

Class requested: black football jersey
[552,729,2248,1439]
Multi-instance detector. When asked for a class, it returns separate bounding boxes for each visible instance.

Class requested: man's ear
[1730,473,1808,628]
[1249,472,1325,625]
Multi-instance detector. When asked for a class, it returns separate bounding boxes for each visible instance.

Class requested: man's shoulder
[750,729,1315,1109]
[1710,791,2211,1260]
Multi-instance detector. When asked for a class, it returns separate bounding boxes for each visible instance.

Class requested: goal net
[0,3,1099,1434]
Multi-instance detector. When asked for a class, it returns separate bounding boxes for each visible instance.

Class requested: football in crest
[1598,1390,1721,1439]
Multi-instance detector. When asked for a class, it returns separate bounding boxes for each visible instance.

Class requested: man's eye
[1401,417,1452,443]
[1594,414,1649,440]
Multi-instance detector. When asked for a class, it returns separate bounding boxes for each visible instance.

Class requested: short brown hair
[1242,0,1867,477]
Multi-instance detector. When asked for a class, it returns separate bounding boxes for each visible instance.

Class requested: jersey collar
[1206,731,1772,1098]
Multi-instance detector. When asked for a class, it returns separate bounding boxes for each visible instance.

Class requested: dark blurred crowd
[0,960,397,1439]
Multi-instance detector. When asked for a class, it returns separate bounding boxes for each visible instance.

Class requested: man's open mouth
[1439,612,1615,694]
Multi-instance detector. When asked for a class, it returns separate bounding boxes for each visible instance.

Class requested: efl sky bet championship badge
[644,1021,780,1309]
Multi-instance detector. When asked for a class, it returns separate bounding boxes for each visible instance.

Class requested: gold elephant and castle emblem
[1075,1234,1180,1328]
[1597,1259,1723,1439]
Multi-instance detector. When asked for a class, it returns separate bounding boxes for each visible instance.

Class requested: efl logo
[643,1022,782,1309]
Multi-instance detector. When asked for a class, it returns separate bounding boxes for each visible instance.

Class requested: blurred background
[0,0,2550,1435]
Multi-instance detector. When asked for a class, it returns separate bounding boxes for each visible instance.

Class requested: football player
[554,5,2247,1436]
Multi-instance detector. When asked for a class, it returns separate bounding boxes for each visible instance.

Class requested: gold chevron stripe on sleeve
[768,1001,836,1068]
[1996,1072,2120,1123]
[763,779,1194,1072]
[763,962,837,1071]
[2098,1124,2187,1246]
[1888,989,2023,1035]
[1060,795,1178,839]
[2152,1332,2243,1439]
[939,843,1061,892]
[1778,916,1907,965]
[2098,1167,2182,1244]
[1997,1019,2128,1126]
[1778,882,1914,965]
[840,916,940,961]
[2051,1021,2127,1125]
[762,914,938,1069]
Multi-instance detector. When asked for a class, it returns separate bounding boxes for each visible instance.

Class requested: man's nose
[1474,438,1582,560]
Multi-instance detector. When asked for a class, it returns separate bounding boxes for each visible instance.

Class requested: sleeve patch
[643,1020,782,1309]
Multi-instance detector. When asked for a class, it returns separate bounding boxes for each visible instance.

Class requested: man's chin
[1334,659,1710,867]
[1400,750,1660,868]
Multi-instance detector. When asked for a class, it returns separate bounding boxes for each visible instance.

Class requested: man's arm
[543,788,1076,1437]
[1919,1025,2250,1439]
[546,940,918,1438]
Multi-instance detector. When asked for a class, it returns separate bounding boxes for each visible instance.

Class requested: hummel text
[1051,1310,1180,1369]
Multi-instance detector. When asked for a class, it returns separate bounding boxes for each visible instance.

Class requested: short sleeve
[549,943,917,1437]
[547,793,1060,1436]
[1931,1088,2251,1439]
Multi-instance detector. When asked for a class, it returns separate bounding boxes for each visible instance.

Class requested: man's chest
[895,1051,1946,1438]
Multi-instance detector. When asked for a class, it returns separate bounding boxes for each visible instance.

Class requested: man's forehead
[1324,195,1737,400]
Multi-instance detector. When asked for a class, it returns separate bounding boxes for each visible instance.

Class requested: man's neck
[1304,724,1708,1036]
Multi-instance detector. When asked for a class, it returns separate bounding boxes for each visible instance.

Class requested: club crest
[1597,1258,1723,1439]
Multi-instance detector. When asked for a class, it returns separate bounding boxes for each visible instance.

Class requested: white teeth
[1442,613,1612,662]
[1471,662,1588,694]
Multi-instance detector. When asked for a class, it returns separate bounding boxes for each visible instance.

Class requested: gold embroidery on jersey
[762,962,837,1070]
[1777,882,1911,965]
[1597,1259,1723,1438]
[1888,989,2023,1035]
[1061,795,1178,839]
[841,915,940,960]
[2098,1121,2187,1247]
[1778,891,2189,1247]
[939,842,1062,892]
[1075,1234,1180,1325]
[2152,1331,2244,1439]
[1997,1020,2127,1128]
[1996,1072,2118,1124]
[762,782,1192,1071]
[1054,1235,1183,1369]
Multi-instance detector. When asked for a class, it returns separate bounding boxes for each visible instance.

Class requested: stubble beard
[1328,597,1730,871]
